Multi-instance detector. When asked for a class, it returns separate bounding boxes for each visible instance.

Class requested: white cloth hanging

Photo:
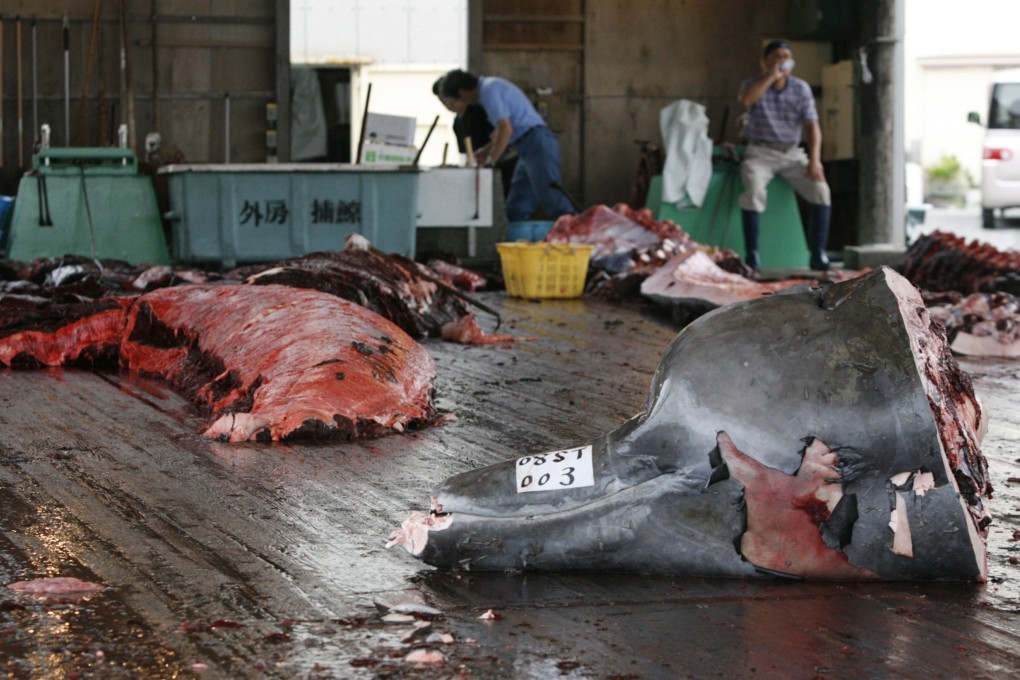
[659,99,713,208]
[291,67,328,161]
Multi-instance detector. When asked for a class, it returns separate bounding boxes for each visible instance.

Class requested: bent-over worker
[440,69,574,222]
[738,39,832,270]
[433,76,518,198]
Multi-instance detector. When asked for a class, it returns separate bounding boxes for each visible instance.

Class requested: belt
[514,126,540,144]
[748,140,799,152]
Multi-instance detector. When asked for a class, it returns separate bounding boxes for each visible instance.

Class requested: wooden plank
[483,43,584,51]
[483,14,585,24]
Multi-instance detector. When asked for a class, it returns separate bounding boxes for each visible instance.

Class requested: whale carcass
[121,284,438,442]
[1,284,439,443]
[390,267,991,580]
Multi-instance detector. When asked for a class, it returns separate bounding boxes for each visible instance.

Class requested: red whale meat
[1,284,438,443]
[899,230,1020,294]
[120,284,438,442]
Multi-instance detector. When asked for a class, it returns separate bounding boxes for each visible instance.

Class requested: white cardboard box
[364,112,417,146]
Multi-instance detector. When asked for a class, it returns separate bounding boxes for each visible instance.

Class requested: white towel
[291,67,328,161]
[659,99,713,208]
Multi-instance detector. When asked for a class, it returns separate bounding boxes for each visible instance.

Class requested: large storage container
[161,164,419,267]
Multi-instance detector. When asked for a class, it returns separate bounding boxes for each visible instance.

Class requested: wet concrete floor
[1,293,1019,678]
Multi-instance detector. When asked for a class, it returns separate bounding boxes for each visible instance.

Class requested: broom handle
[0,14,5,165]
[17,15,23,166]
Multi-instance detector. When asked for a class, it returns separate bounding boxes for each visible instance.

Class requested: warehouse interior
[2,3,1020,678]
[0,1,903,263]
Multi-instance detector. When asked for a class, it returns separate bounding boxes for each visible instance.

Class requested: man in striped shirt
[738,39,832,271]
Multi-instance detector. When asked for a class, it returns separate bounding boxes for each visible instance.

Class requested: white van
[970,67,1020,229]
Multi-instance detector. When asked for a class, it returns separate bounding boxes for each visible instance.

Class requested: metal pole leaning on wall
[1,14,5,167]
[224,93,231,163]
[31,17,37,148]
[151,6,159,134]
[412,115,439,167]
[63,15,70,145]
[120,0,136,151]
[17,16,24,167]
[355,83,371,165]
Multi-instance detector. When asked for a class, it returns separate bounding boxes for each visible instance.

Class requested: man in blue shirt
[738,40,832,270]
[441,69,575,222]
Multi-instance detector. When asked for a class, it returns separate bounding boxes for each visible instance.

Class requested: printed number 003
[520,467,576,489]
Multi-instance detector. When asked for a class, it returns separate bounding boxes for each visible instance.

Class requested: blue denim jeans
[504,126,575,221]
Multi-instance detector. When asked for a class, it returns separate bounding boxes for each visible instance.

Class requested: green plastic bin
[647,162,809,270]
[7,148,170,265]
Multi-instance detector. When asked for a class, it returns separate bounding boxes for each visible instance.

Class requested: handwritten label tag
[515,445,595,493]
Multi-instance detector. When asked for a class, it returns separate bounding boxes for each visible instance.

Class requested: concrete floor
[1,292,1019,679]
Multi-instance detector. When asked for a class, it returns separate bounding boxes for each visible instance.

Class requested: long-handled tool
[17,15,24,167]
[119,0,136,150]
[473,162,480,220]
[464,137,479,219]
[150,10,159,133]
[0,15,5,166]
[63,15,70,145]
[224,93,231,162]
[412,115,439,167]
[31,17,38,149]
[96,26,110,147]
[355,82,371,164]
[549,180,582,212]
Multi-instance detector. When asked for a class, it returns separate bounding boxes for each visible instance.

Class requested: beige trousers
[739,144,831,212]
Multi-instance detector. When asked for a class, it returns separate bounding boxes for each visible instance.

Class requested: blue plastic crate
[162,164,420,267]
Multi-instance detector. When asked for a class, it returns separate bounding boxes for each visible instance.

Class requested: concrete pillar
[856,0,905,249]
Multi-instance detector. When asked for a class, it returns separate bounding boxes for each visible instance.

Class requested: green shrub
[927,154,962,182]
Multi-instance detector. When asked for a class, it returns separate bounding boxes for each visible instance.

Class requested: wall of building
[1,1,861,217]
[475,0,800,209]
[290,0,466,167]
[909,64,991,190]
[903,0,1020,200]
[0,1,280,194]
[584,0,791,206]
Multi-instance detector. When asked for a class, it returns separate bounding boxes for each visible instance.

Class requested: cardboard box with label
[364,113,416,146]
[361,141,417,165]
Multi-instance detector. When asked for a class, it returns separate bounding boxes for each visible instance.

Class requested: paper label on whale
[516,445,594,493]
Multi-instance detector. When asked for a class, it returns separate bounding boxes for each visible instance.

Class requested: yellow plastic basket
[496,242,594,298]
